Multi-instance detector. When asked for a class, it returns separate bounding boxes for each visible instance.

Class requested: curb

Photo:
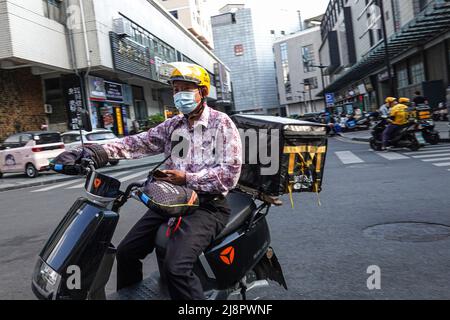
[0,160,161,193]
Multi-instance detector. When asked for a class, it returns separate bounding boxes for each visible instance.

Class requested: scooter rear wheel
[370,138,382,151]
[408,138,421,151]
[427,134,440,145]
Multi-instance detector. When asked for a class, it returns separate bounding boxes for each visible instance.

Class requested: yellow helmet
[159,62,210,95]
[398,97,410,104]
[385,97,397,104]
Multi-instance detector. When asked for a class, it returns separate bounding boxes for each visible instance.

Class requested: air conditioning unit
[113,18,133,37]
[44,104,53,114]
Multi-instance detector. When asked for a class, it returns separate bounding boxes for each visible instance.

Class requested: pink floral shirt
[102,106,242,195]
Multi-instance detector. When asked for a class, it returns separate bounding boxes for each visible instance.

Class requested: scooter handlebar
[50,158,95,176]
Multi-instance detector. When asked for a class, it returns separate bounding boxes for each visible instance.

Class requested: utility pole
[378,0,395,96]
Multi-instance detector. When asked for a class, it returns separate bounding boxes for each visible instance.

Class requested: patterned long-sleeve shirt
[102,105,242,195]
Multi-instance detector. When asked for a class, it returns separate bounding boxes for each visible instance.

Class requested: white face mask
[173,91,199,114]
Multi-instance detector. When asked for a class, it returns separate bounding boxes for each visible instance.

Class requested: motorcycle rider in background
[379,97,394,118]
[382,97,409,151]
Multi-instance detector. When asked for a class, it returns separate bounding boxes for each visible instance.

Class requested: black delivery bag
[231,115,328,196]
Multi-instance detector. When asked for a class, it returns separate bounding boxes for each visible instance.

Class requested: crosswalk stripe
[412,153,450,159]
[433,162,450,167]
[422,157,450,162]
[335,151,364,164]
[375,152,409,160]
[66,171,133,189]
[31,179,85,193]
[118,171,149,182]
[404,148,450,156]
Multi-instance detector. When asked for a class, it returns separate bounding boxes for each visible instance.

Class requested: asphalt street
[1,138,450,300]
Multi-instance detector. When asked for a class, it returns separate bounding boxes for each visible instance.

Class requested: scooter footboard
[87,244,116,300]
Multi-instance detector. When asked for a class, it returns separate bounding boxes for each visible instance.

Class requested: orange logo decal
[220,246,235,265]
[94,178,102,189]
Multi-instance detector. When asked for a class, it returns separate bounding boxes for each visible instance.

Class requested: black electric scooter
[31,160,287,300]
[369,119,424,151]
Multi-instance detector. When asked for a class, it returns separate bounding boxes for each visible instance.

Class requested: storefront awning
[319,0,450,96]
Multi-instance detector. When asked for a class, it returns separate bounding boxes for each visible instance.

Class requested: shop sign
[110,32,154,80]
[378,70,394,82]
[115,107,124,136]
[105,81,124,101]
[61,75,85,130]
[89,76,106,100]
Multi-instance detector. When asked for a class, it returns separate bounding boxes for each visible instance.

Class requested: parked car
[61,129,120,166]
[0,131,65,178]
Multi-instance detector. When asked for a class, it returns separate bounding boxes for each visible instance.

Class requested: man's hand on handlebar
[50,145,110,175]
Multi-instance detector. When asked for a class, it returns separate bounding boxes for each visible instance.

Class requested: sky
[208,0,330,20]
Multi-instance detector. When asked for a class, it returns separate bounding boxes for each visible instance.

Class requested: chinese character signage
[105,81,124,101]
[61,75,85,130]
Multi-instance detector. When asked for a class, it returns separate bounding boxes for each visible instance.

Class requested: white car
[61,129,120,166]
[0,131,65,178]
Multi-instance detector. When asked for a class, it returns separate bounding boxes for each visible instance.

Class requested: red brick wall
[0,68,47,141]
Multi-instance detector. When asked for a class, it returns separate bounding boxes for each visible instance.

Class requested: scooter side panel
[204,217,271,290]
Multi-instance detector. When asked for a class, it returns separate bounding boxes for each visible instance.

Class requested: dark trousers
[116,195,230,300]
[382,124,400,148]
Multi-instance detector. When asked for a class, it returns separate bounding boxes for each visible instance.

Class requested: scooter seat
[214,191,256,241]
[155,191,256,250]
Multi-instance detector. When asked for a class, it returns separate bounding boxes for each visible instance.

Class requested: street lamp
[311,64,329,112]
[301,82,314,112]
[376,0,395,96]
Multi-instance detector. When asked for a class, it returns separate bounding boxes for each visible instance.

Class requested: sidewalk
[0,154,165,193]
[339,121,450,143]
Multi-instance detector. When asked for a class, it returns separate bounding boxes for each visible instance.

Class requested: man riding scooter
[51,62,243,300]
[382,97,409,151]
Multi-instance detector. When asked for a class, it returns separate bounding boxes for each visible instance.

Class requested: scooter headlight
[32,259,61,299]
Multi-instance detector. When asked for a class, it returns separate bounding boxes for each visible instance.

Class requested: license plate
[415,132,426,144]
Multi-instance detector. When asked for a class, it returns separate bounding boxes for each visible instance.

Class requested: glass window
[302,45,316,73]
[20,134,33,146]
[35,133,62,145]
[86,132,117,141]
[4,135,20,144]
[397,66,409,88]
[62,135,81,144]
[280,43,291,95]
[410,59,425,85]
[42,0,63,23]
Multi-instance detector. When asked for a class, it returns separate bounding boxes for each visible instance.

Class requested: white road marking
[335,151,364,164]
[433,162,450,167]
[31,179,85,193]
[422,157,450,162]
[118,171,149,183]
[376,152,409,160]
[66,171,133,189]
[404,148,450,156]
[412,153,450,159]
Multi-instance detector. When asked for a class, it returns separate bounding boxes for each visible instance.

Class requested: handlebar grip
[50,163,85,175]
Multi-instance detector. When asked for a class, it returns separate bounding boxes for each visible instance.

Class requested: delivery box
[232,115,328,197]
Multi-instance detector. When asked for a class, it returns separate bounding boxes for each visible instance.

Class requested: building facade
[157,0,214,50]
[319,0,450,116]
[0,0,231,141]
[274,26,326,116]
[211,3,302,114]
